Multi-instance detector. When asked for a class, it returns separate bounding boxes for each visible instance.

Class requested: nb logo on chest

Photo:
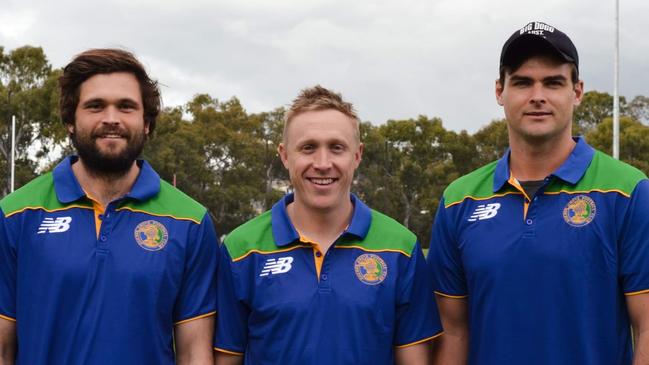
[468,203,501,222]
[37,217,72,234]
[259,257,294,277]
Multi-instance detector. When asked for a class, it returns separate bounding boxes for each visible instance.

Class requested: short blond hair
[283,85,360,143]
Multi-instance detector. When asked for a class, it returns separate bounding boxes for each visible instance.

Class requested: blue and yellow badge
[134,220,169,251]
[563,195,597,227]
[354,254,388,285]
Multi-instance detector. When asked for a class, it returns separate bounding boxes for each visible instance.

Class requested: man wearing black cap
[427,21,649,364]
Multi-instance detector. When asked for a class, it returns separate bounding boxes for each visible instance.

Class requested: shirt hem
[625,288,649,296]
[395,331,444,348]
[214,346,244,355]
[434,290,468,299]
[0,314,16,322]
[174,310,216,325]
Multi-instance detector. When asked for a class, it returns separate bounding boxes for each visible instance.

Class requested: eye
[119,101,138,111]
[301,144,315,153]
[85,101,104,111]
[545,79,565,88]
[331,144,346,153]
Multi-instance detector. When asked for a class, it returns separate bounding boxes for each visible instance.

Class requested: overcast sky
[1,0,647,132]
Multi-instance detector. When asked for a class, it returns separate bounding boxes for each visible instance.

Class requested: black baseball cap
[500,21,578,70]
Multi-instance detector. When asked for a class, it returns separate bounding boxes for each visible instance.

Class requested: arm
[0,319,16,365]
[627,293,649,365]
[214,351,243,365]
[175,316,215,365]
[395,341,430,365]
[433,294,469,365]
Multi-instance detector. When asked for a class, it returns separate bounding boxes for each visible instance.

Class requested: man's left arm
[174,213,220,364]
[394,241,443,365]
[627,294,649,364]
[175,316,215,365]
[621,180,649,365]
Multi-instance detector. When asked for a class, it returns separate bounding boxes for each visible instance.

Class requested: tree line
[2,45,649,245]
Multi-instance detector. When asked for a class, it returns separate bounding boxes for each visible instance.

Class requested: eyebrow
[508,74,568,83]
[81,97,140,107]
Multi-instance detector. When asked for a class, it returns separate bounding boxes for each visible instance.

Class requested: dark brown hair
[58,48,161,133]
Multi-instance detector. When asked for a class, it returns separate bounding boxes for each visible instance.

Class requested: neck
[287,195,354,253]
[508,135,576,181]
[72,158,140,207]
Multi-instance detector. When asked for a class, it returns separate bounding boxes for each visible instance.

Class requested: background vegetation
[2,46,648,245]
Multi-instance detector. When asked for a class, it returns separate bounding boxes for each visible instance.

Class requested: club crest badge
[562,195,596,227]
[354,254,388,285]
[134,220,169,251]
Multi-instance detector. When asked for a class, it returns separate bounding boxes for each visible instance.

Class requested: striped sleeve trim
[174,311,216,325]
[214,347,244,355]
[434,291,468,299]
[624,288,649,296]
[395,331,444,348]
[0,314,16,322]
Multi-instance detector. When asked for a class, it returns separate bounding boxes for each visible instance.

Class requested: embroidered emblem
[468,203,501,222]
[134,220,169,251]
[259,257,294,277]
[37,217,72,234]
[354,254,387,285]
[563,195,596,227]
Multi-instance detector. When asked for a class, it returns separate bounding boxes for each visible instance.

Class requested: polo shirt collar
[493,137,595,192]
[270,193,372,247]
[53,155,160,204]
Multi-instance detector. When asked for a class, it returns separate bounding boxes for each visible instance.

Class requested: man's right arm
[433,294,469,365]
[0,319,16,365]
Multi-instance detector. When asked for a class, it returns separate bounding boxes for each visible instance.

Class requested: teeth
[310,178,334,185]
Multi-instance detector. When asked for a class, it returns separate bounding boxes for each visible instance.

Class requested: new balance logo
[259,257,294,277]
[468,203,501,222]
[37,217,72,234]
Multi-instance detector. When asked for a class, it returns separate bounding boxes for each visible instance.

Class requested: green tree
[586,116,649,175]
[0,46,64,196]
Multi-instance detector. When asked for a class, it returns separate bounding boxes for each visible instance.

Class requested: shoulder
[576,150,647,196]
[361,209,418,256]
[443,160,499,207]
[223,211,276,261]
[122,179,207,224]
[0,173,60,217]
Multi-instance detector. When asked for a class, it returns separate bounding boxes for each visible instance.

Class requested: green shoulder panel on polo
[119,180,206,223]
[545,150,647,195]
[338,210,417,256]
[442,160,507,207]
[0,173,91,216]
[223,210,281,259]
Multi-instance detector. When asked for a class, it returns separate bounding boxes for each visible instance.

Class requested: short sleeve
[214,246,248,355]
[619,179,649,295]
[0,208,17,321]
[427,197,468,297]
[173,213,219,323]
[394,241,443,347]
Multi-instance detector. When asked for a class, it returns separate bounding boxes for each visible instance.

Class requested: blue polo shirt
[215,193,442,364]
[428,138,649,364]
[0,156,219,365]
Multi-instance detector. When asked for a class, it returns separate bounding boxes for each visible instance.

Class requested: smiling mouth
[524,112,552,117]
[308,178,337,185]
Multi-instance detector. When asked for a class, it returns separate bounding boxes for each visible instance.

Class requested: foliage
[4,44,649,246]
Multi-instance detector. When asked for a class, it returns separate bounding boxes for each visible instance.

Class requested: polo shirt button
[100,235,107,241]
[98,214,104,220]
[315,252,322,257]
[526,219,533,225]
[321,274,328,281]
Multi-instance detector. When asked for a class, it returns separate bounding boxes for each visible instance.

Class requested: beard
[70,124,147,178]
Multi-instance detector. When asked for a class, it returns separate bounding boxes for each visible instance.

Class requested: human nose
[529,83,547,105]
[313,149,332,170]
[102,105,120,124]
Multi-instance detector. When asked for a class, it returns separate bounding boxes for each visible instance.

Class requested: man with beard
[0,49,218,365]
